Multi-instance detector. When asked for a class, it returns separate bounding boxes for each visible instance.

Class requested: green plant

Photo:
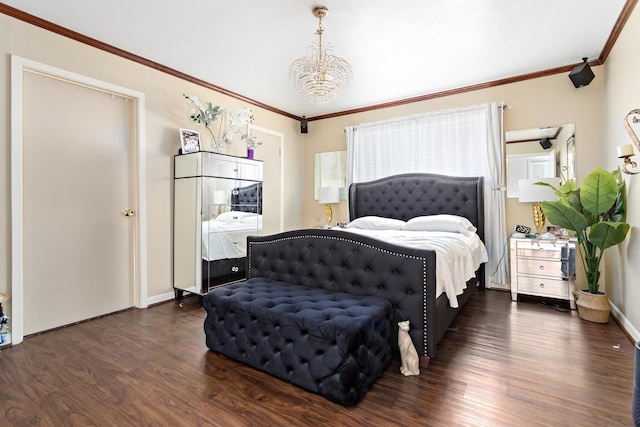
[183,94,254,152]
[538,167,630,294]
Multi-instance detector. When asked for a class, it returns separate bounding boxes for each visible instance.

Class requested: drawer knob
[539,283,545,288]
[231,266,239,273]
[539,248,545,252]
[539,265,544,270]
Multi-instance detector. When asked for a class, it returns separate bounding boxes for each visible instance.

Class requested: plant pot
[575,290,611,323]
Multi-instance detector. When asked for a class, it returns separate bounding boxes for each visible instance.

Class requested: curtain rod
[343,102,512,132]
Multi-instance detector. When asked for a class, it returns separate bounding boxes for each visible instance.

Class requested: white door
[21,71,134,335]
[249,125,284,235]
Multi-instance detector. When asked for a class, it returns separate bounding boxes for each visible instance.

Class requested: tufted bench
[203,228,429,405]
[203,278,392,406]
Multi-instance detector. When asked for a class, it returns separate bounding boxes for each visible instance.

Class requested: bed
[346,172,486,361]
[203,172,485,404]
[206,173,484,352]
[201,182,262,288]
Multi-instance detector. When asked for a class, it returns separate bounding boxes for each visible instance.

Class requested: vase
[247,147,254,159]
[575,290,611,323]
[211,136,224,153]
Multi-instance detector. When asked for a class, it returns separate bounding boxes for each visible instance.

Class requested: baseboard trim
[610,300,640,343]
[147,291,175,306]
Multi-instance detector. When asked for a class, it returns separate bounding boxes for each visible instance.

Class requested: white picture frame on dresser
[179,128,201,153]
[510,236,576,309]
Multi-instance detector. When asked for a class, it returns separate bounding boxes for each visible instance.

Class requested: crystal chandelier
[289,6,353,106]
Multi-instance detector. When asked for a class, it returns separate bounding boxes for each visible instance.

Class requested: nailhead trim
[248,232,431,357]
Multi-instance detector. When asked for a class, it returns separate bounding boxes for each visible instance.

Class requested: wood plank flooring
[0,289,635,426]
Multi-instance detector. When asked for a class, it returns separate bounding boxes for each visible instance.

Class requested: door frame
[248,124,285,232]
[10,55,148,345]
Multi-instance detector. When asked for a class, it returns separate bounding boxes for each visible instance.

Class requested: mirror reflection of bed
[173,151,264,299]
[201,182,263,290]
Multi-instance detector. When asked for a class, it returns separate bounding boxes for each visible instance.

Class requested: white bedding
[332,227,488,308]
[202,215,262,261]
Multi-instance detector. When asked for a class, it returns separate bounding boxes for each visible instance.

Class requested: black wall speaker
[569,58,595,88]
[539,137,552,149]
[300,116,308,134]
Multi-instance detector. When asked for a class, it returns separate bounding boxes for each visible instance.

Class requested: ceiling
[2,0,632,119]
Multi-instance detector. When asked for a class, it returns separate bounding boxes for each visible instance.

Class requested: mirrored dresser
[510,237,576,309]
[173,151,263,298]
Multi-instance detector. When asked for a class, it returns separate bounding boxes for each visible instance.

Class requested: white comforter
[202,216,262,261]
[332,228,488,308]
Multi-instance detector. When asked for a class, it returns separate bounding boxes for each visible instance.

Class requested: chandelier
[289,6,353,106]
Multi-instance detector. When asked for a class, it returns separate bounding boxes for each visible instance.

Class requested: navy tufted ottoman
[203,277,393,406]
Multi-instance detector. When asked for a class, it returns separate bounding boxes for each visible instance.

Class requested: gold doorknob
[122,209,135,217]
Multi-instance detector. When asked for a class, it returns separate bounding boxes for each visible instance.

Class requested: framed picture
[179,128,201,153]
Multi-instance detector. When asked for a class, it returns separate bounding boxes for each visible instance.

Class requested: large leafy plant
[538,167,630,294]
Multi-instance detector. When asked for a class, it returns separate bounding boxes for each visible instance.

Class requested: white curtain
[345,125,358,191]
[345,103,509,287]
[484,104,509,287]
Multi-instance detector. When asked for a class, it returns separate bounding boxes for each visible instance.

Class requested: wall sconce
[318,186,340,227]
[619,109,640,175]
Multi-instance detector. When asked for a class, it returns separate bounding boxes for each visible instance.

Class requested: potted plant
[538,167,630,322]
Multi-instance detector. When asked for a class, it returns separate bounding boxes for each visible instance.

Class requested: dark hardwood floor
[0,289,635,426]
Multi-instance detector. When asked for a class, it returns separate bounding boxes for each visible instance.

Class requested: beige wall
[602,4,640,339]
[303,30,640,338]
[304,72,605,230]
[302,48,640,341]
[2,8,638,341]
[0,15,305,314]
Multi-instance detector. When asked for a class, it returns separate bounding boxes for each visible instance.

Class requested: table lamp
[517,177,560,235]
[318,186,340,227]
[212,190,226,216]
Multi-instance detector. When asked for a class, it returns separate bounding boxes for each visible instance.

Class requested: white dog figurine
[398,320,420,376]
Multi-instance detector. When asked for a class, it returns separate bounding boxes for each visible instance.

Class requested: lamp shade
[318,186,340,204]
[517,177,560,202]
[212,191,226,204]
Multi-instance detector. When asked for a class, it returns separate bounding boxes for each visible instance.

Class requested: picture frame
[179,128,201,153]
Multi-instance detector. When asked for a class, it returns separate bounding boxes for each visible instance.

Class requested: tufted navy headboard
[348,173,484,243]
[231,182,262,214]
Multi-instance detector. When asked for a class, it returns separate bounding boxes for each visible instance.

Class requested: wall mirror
[314,150,347,200]
[506,123,575,198]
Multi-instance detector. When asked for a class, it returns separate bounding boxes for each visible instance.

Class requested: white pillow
[240,215,262,225]
[346,216,406,230]
[403,214,477,235]
[216,211,257,222]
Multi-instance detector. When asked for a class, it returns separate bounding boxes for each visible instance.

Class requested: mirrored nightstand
[510,237,576,309]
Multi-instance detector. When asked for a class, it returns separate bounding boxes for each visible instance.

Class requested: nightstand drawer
[515,240,564,259]
[517,258,567,278]
[517,276,570,299]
